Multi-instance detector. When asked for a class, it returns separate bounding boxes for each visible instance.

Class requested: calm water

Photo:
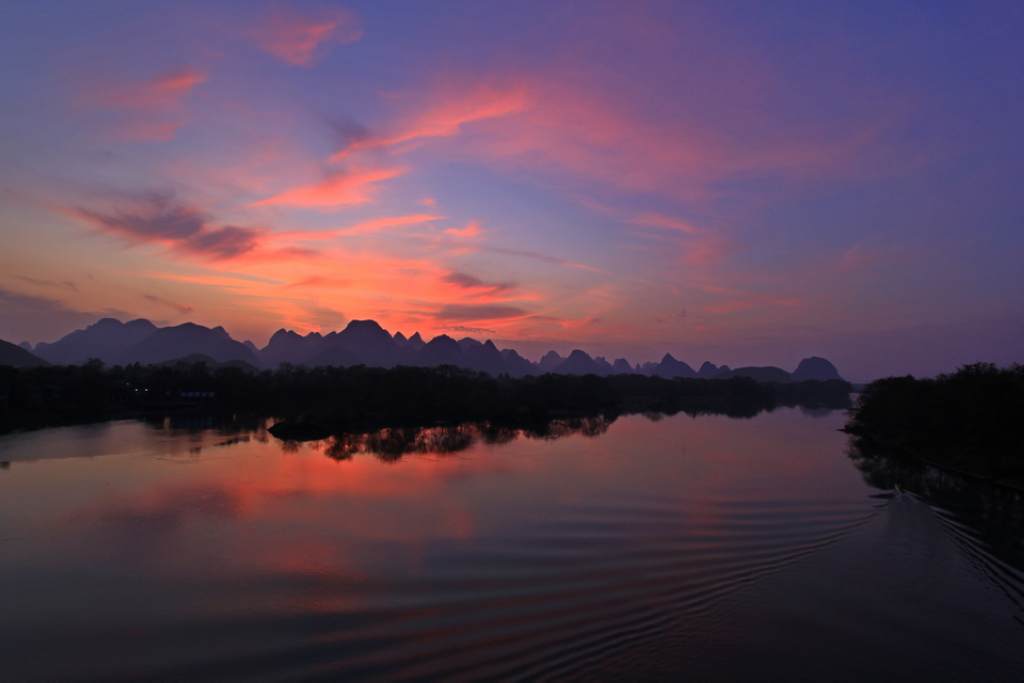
[1,409,1023,681]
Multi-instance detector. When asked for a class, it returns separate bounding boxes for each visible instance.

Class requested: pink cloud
[332,83,529,160]
[74,67,205,142]
[254,4,361,66]
[363,73,890,206]
[381,84,529,146]
[444,221,482,238]
[254,167,406,209]
[83,67,206,111]
[631,212,697,234]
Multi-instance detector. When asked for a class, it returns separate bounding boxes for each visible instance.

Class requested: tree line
[844,363,1024,485]
[0,360,852,435]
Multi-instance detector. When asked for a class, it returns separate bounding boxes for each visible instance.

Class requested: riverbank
[843,363,1024,488]
[0,362,852,435]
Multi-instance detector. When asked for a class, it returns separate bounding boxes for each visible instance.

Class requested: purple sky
[1,1,1021,381]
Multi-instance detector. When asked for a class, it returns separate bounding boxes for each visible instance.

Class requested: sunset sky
[1,1,1021,381]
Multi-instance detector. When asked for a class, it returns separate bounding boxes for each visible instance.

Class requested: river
[1,408,1022,680]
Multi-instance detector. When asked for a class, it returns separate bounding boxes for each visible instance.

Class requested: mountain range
[5,318,846,382]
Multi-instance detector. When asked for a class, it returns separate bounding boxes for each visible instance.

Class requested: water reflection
[849,437,1024,573]
[278,416,615,463]
[4,409,1022,680]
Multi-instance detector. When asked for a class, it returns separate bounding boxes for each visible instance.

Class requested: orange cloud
[444,221,482,238]
[254,4,361,66]
[254,167,406,209]
[273,214,443,241]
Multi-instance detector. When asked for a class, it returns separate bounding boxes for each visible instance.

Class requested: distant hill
[33,318,157,365]
[23,317,845,383]
[260,329,325,367]
[612,358,632,374]
[500,348,537,378]
[328,319,400,368]
[0,339,49,368]
[464,340,505,376]
[554,349,606,375]
[653,354,697,379]
[791,356,843,382]
[539,351,564,373]
[117,323,259,366]
[717,366,792,383]
[697,361,728,379]
[416,334,465,367]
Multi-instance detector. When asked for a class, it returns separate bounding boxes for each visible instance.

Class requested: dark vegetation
[844,363,1024,487]
[0,360,852,436]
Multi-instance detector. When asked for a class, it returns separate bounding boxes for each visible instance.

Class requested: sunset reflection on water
[2,409,1022,680]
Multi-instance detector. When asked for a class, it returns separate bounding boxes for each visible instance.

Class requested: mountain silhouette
[405,332,426,351]
[554,349,606,375]
[717,366,792,383]
[653,354,697,379]
[791,356,842,381]
[539,351,564,373]
[0,338,48,367]
[640,361,660,375]
[457,337,483,353]
[33,318,157,365]
[464,339,506,375]
[416,334,466,367]
[612,358,632,374]
[697,361,722,379]
[327,319,400,367]
[117,323,259,366]
[19,316,845,383]
[500,348,537,378]
[260,329,325,367]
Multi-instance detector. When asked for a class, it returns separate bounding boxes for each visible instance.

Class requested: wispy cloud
[486,246,605,273]
[253,3,361,66]
[631,212,697,233]
[435,304,529,321]
[255,167,406,209]
[13,276,79,293]
[444,221,482,238]
[75,67,205,142]
[142,294,195,315]
[88,68,206,110]
[73,193,264,260]
[441,270,516,296]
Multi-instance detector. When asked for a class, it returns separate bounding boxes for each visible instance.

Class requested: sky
[1,1,1021,382]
